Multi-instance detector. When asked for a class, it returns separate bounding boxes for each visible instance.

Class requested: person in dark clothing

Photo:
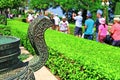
[95,9,103,41]
[50,14,55,30]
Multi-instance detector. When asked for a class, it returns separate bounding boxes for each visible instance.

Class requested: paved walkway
[20,47,58,80]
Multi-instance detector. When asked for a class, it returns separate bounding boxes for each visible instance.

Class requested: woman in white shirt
[72,11,83,37]
[53,14,60,30]
[59,16,70,34]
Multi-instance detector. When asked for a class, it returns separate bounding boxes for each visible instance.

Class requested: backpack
[104,35,113,45]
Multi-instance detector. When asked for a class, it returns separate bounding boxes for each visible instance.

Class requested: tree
[30,0,50,11]
[0,0,12,25]
[0,0,25,9]
[53,0,102,21]
[0,0,25,25]
[110,0,120,13]
[53,0,102,12]
[29,0,104,21]
[29,0,103,13]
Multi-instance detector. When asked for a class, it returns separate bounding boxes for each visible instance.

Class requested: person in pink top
[110,18,120,47]
[98,18,108,43]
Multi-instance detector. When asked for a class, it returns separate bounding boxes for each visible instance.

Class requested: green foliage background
[30,0,102,11]
[0,0,25,9]
[0,15,6,25]
[114,2,120,15]
[0,24,11,35]
[7,19,120,79]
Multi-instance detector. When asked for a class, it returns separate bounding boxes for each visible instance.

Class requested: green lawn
[69,24,75,35]
[7,19,120,79]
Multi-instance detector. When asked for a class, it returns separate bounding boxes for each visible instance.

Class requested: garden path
[20,47,58,80]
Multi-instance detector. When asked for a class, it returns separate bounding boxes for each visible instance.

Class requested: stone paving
[20,47,58,80]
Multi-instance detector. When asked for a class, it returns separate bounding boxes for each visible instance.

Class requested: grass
[7,19,120,79]
[18,54,29,61]
[45,29,120,79]
[69,24,75,35]
[7,19,29,33]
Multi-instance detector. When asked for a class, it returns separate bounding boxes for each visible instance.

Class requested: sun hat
[78,11,82,15]
[113,17,120,21]
[99,18,106,24]
[86,12,92,17]
[62,16,66,19]
[97,9,103,16]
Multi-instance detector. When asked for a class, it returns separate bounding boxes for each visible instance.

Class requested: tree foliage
[30,0,50,10]
[0,0,25,25]
[30,0,102,12]
[0,0,25,9]
[52,0,102,12]
[114,2,120,15]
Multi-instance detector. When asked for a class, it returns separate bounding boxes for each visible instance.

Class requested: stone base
[0,62,35,80]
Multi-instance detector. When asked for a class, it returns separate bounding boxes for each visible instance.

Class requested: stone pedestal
[0,16,53,80]
[0,36,35,80]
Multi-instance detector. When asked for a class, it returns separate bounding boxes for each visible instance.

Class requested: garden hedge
[0,24,11,35]
[0,15,7,25]
[7,19,120,79]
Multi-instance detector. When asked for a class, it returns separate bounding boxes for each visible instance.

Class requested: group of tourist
[27,9,120,47]
[96,10,120,47]
[72,9,120,47]
[50,14,70,34]
[72,10,101,41]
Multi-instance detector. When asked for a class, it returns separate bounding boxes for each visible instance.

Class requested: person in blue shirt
[84,12,94,40]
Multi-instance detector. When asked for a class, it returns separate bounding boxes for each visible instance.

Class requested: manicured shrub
[7,19,120,79]
[46,49,109,80]
[0,15,6,25]
[45,30,120,79]
[13,17,27,23]
[0,24,11,35]
[7,20,35,55]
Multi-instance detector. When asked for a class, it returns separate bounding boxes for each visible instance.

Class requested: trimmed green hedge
[0,15,7,25]
[0,24,11,35]
[8,19,120,79]
[7,19,35,55]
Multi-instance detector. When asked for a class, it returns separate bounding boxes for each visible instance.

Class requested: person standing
[50,14,55,30]
[110,18,120,47]
[95,9,103,41]
[84,12,94,40]
[98,18,108,43]
[59,16,70,34]
[72,11,83,37]
[27,14,34,23]
[53,14,60,30]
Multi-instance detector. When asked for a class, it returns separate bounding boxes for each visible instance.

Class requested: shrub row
[47,49,110,80]
[0,15,7,25]
[0,24,11,35]
[7,19,120,79]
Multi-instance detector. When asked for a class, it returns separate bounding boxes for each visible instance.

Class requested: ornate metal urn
[0,16,53,80]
